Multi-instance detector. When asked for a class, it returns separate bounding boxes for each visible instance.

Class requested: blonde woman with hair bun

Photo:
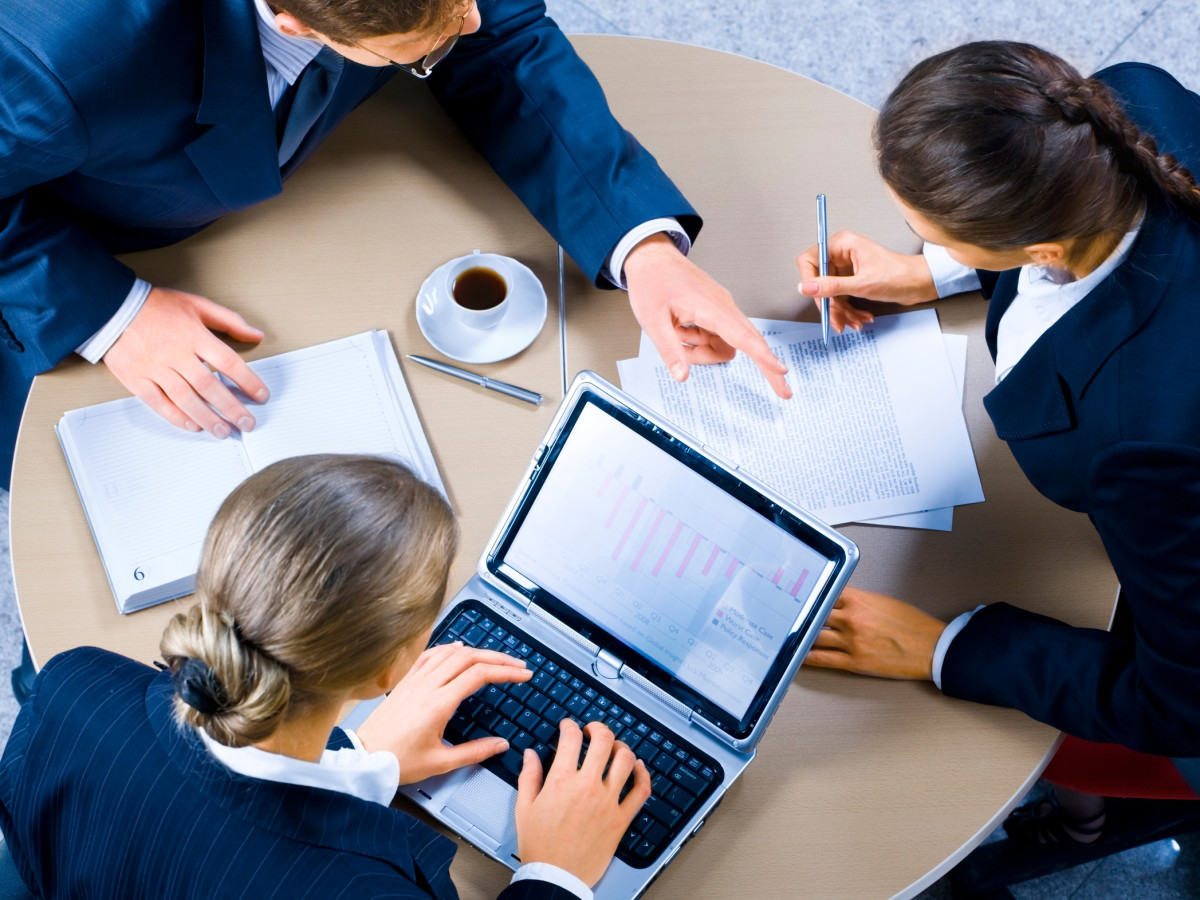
[0,454,650,899]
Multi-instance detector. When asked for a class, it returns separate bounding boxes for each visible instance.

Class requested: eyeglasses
[352,1,473,79]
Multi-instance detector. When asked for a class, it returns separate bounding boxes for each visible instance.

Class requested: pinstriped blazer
[0,648,571,899]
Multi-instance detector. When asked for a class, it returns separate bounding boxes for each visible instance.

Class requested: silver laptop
[362,372,858,898]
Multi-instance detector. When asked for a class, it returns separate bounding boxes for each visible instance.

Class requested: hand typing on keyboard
[515,719,652,887]
[356,641,532,785]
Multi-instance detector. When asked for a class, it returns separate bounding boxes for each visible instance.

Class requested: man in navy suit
[0,0,792,492]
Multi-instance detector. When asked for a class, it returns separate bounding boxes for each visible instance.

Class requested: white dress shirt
[923,219,1142,688]
[200,724,592,900]
[75,1,685,363]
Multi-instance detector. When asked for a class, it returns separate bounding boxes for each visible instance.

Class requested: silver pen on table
[557,244,568,398]
[406,355,543,406]
[817,193,830,347]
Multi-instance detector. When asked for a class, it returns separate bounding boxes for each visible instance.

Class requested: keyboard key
[526,694,551,716]
[517,643,533,657]
[461,608,481,622]
[509,682,532,703]
[499,698,522,721]
[480,635,501,651]
[666,785,695,812]
[515,710,540,732]
[565,695,590,716]
[660,739,676,755]
[533,721,558,744]
[651,752,675,775]
[548,683,573,704]
[512,731,535,752]
[671,766,705,796]
[569,677,585,691]
[479,618,495,632]
[463,625,487,645]
[644,796,682,827]
[645,822,669,846]
[448,616,469,635]
[531,670,555,691]
[531,652,547,667]
[581,705,606,723]
[582,686,598,701]
[543,660,559,676]
[493,626,509,641]
[494,719,518,742]
[647,731,663,745]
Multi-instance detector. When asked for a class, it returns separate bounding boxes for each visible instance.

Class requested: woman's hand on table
[103,286,269,438]
[515,719,651,887]
[796,231,939,333]
[625,233,792,400]
[804,586,946,680]
[356,642,531,785]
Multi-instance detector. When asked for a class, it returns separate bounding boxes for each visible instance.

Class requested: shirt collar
[252,0,325,86]
[198,727,400,807]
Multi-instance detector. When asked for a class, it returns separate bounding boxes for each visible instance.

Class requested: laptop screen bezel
[484,387,852,742]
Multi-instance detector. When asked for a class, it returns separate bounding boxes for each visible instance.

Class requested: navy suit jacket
[0,647,577,899]
[942,63,1200,757]
[0,0,699,490]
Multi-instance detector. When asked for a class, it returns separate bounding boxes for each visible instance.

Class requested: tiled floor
[4,0,1200,896]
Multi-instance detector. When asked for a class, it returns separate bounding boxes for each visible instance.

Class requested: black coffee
[453,266,508,310]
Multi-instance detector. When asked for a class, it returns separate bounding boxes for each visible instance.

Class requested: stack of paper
[616,309,982,530]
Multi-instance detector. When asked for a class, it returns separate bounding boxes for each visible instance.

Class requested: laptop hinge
[592,648,623,680]
[688,707,730,743]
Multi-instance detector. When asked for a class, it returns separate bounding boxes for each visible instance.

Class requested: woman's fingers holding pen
[796,230,941,329]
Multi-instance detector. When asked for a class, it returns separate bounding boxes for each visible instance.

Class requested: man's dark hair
[273,0,461,43]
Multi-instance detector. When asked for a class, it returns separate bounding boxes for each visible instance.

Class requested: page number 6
[133,568,145,581]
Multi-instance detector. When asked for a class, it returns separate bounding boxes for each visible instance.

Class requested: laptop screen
[489,390,851,740]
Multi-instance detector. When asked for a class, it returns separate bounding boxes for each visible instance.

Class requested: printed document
[616,309,983,527]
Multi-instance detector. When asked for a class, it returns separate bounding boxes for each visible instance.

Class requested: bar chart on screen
[503,403,833,712]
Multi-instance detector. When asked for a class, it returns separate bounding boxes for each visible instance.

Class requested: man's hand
[356,643,531,785]
[796,231,939,334]
[624,234,791,399]
[515,720,651,887]
[804,586,946,680]
[102,286,269,438]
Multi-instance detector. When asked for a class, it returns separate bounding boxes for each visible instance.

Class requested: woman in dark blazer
[0,455,649,898]
[796,42,1200,843]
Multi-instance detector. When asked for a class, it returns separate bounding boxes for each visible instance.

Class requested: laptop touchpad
[443,768,518,844]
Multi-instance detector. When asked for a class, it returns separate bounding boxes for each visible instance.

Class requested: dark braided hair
[876,42,1200,258]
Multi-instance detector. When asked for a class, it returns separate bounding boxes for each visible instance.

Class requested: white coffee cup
[445,250,515,331]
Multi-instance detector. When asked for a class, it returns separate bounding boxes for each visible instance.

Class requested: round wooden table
[9,36,1117,900]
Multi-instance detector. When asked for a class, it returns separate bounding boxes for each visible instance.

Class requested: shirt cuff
[511,863,593,900]
[931,605,984,691]
[75,278,152,363]
[922,244,981,299]
[604,217,692,289]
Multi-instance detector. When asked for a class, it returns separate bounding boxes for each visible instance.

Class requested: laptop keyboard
[432,599,724,868]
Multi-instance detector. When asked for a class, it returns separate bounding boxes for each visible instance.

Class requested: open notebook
[57,331,443,613]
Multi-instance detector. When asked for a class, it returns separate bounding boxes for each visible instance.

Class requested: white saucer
[415,255,548,364]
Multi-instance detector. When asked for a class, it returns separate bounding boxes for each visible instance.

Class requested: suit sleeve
[0,25,137,376]
[426,0,700,286]
[498,881,585,900]
[941,442,1200,755]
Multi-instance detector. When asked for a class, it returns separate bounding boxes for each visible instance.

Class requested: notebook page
[58,398,253,606]
[236,332,443,491]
